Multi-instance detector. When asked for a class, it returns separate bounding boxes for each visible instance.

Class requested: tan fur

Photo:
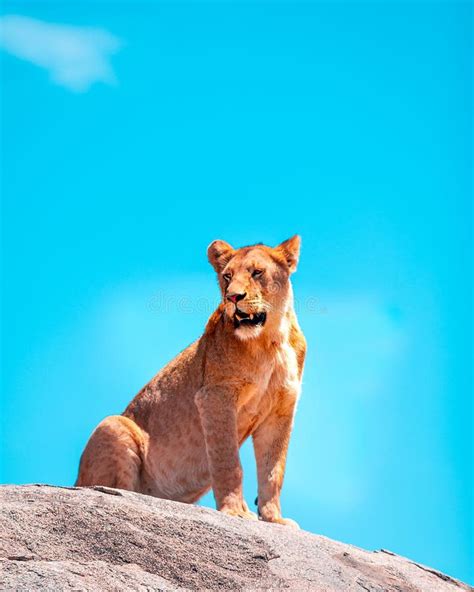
[76,236,306,526]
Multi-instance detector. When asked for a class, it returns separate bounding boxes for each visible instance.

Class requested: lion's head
[207,236,300,340]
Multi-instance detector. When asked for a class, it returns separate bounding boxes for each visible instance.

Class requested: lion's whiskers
[242,299,273,312]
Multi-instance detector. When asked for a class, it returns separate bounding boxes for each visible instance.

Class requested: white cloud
[0,15,121,92]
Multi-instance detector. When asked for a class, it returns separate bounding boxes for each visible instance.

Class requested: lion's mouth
[233,308,267,329]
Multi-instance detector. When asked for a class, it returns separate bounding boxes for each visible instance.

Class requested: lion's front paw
[273,517,300,528]
[220,505,258,521]
[260,515,299,528]
[258,508,300,528]
[257,500,299,528]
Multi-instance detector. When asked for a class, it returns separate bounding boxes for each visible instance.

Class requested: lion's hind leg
[76,415,146,492]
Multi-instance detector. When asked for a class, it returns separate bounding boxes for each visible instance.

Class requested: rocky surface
[0,484,471,591]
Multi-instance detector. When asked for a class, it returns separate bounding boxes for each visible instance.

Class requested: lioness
[76,236,306,526]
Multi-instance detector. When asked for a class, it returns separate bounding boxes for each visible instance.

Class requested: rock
[0,484,471,591]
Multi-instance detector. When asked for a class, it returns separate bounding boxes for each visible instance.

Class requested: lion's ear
[275,235,301,273]
[207,240,235,272]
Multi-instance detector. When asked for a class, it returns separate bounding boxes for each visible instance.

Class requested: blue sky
[1,0,472,584]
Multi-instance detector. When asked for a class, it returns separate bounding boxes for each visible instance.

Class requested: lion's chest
[236,340,300,439]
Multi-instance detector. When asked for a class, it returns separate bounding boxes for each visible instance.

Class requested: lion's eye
[223,273,232,282]
[252,269,263,278]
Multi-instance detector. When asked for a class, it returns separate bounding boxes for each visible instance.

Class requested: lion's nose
[227,292,246,303]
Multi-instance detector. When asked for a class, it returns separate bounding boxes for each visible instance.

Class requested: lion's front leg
[195,385,257,521]
[252,396,299,528]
